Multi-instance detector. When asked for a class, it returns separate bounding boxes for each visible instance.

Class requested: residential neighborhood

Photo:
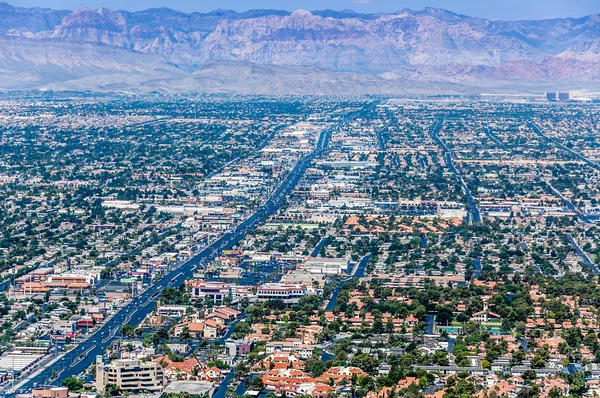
[1,93,600,398]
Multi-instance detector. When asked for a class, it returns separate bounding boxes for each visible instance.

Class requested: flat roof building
[164,381,214,396]
[0,352,43,373]
[188,280,235,304]
[96,358,165,393]
[256,283,308,304]
[30,387,68,398]
[303,258,349,275]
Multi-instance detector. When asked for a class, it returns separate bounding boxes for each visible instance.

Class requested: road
[353,254,372,278]
[375,127,387,151]
[311,237,330,258]
[425,314,436,335]
[544,180,589,223]
[530,122,600,171]
[325,254,372,311]
[528,123,600,275]
[20,103,375,390]
[567,234,600,276]
[472,258,482,279]
[484,124,507,150]
[212,369,236,398]
[205,123,286,180]
[430,120,481,223]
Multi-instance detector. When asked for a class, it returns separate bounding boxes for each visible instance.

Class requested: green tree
[548,387,563,398]
[62,377,84,391]
[250,376,265,391]
[436,306,454,326]
[351,353,380,374]
[306,358,326,377]
[568,372,587,397]
[120,324,135,339]
[104,384,120,397]
[156,327,169,340]
[510,349,525,366]
[522,370,537,381]
[180,326,192,341]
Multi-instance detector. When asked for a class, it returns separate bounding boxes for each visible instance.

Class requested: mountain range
[0,2,599,94]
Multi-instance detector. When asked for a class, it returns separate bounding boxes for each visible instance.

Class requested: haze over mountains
[0,2,599,94]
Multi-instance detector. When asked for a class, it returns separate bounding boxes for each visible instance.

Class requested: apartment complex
[96,358,165,393]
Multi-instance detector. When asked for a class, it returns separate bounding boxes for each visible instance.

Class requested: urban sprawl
[1,93,600,398]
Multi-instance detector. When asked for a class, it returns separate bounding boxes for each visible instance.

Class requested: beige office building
[96,358,165,393]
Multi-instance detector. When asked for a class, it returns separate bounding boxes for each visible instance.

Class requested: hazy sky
[6,0,600,20]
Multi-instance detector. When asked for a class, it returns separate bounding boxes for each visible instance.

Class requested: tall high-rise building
[546,92,558,101]
[559,92,571,101]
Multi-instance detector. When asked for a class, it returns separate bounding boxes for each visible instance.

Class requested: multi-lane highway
[430,120,481,223]
[529,122,600,275]
[484,124,507,150]
[568,235,600,276]
[530,121,600,171]
[20,103,374,390]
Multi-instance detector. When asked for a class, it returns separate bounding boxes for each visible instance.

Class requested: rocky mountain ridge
[0,2,599,93]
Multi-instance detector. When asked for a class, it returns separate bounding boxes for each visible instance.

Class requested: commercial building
[96,358,165,393]
[302,258,349,275]
[0,351,44,374]
[51,320,77,338]
[188,280,235,304]
[256,283,308,305]
[30,387,68,398]
[559,92,571,101]
[225,339,254,357]
[546,92,571,102]
[156,305,188,318]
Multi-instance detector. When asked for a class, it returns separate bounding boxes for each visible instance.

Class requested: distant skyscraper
[559,92,571,101]
[546,92,558,101]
